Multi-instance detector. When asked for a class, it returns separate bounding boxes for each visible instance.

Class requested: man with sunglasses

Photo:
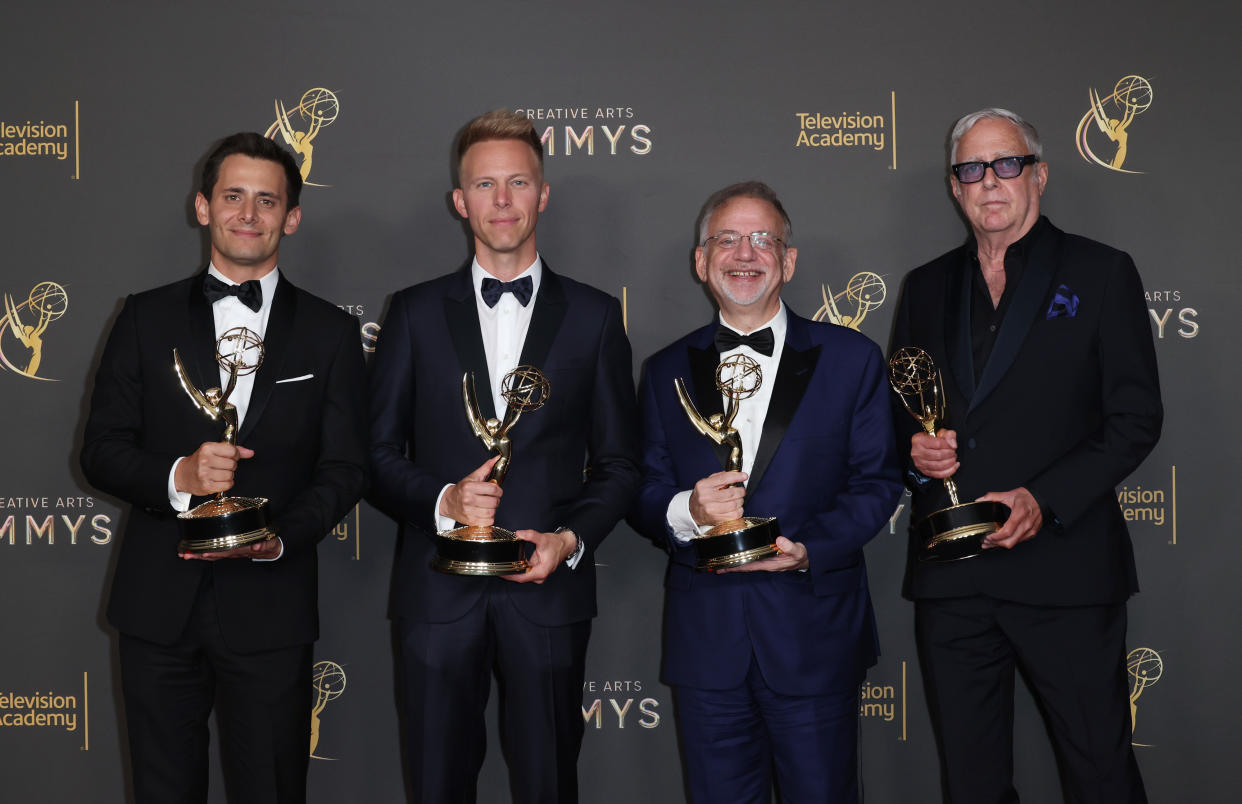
[631,181,902,802]
[890,108,1161,802]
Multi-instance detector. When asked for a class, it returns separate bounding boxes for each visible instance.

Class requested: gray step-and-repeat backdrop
[2,2,1237,801]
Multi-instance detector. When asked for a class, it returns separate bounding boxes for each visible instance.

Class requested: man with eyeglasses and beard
[631,181,902,802]
[890,108,1162,803]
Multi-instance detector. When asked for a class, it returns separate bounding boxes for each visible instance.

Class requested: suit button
[967,438,976,449]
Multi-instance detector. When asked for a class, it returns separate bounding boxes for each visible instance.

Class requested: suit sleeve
[80,295,184,512]
[267,313,369,557]
[628,360,681,553]
[556,297,641,554]
[797,342,904,577]
[1025,254,1163,528]
[368,292,456,529]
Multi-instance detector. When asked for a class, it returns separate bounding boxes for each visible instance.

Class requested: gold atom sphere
[716,354,763,400]
[215,326,266,376]
[888,346,937,394]
[28,281,69,320]
[312,660,348,698]
[501,365,551,412]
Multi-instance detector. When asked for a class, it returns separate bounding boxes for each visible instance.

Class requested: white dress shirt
[666,303,788,542]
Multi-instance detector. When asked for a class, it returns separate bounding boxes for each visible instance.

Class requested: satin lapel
[517,265,568,372]
[968,231,1059,413]
[947,255,975,404]
[443,266,496,420]
[185,272,221,395]
[687,341,731,470]
[746,317,818,500]
[237,278,294,443]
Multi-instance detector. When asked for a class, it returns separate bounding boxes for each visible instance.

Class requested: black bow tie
[714,326,775,357]
[480,275,533,308]
[203,274,263,313]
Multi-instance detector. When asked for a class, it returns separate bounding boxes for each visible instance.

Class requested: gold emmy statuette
[172,326,275,553]
[674,354,781,571]
[433,365,551,575]
[888,346,1008,562]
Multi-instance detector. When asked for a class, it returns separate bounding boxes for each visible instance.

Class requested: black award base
[693,516,781,571]
[913,500,1009,562]
[433,525,531,575]
[176,496,274,553]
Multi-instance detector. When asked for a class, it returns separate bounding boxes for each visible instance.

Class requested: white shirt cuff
[253,537,284,562]
[666,490,712,544]
[434,484,457,531]
[168,458,191,512]
[563,529,585,569]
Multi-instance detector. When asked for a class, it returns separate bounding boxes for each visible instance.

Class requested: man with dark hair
[631,181,902,802]
[81,132,368,803]
[369,109,640,802]
[891,108,1161,802]
[199,131,304,209]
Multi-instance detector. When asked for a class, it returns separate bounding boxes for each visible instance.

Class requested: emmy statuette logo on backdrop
[812,271,887,331]
[0,281,68,381]
[264,87,341,186]
[1075,75,1154,173]
[309,660,347,759]
[1127,647,1163,747]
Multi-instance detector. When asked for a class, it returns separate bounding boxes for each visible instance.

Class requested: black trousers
[118,574,312,804]
[397,587,591,804]
[916,595,1146,804]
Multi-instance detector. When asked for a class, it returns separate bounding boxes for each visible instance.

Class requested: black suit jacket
[368,263,641,627]
[890,217,1162,606]
[81,271,369,653]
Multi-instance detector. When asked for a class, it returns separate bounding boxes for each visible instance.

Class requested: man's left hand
[717,536,809,573]
[978,487,1042,549]
[504,529,577,584]
[180,537,283,561]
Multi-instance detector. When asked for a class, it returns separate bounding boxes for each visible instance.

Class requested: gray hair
[949,108,1043,165]
[696,181,793,245]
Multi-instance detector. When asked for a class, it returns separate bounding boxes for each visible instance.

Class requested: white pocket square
[275,374,314,384]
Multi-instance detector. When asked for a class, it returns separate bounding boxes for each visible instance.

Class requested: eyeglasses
[950,155,1039,184]
[702,231,785,251]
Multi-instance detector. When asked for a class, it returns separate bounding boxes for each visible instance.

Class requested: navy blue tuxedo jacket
[368,264,641,628]
[81,271,369,653]
[631,310,903,695]
[890,217,1163,606]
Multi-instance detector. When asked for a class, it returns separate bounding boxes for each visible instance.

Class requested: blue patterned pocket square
[1046,284,1079,319]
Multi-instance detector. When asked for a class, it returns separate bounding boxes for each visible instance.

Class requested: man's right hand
[688,470,748,527]
[174,442,254,497]
[440,456,502,526]
[910,429,959,479]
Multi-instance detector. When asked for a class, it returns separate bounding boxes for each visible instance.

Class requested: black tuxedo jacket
[81,271,369,653]
[368,263,641,627]
[890,218,1162,606]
